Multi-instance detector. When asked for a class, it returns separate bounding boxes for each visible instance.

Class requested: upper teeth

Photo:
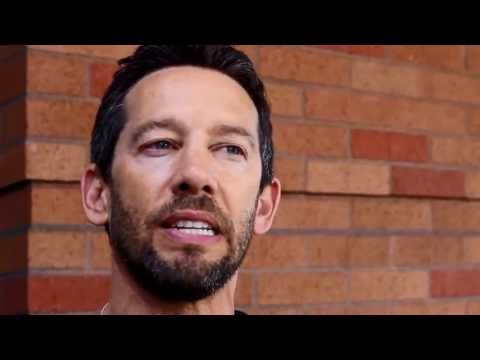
[172,220,213,230]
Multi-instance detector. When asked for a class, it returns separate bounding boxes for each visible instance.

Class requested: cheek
[223,167,261,223]
[112,155,173,211]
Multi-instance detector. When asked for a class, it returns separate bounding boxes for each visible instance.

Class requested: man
[81,45,281,315]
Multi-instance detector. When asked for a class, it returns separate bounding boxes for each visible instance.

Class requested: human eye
[141,139,178,156]
[216,144,247,160]
[225,145,244,155]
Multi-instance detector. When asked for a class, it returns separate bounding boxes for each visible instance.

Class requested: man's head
[81,45,281,302]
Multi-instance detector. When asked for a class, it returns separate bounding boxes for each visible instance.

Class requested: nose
[171,148,218,197]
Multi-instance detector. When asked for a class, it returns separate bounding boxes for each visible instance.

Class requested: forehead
[123,65,259,133]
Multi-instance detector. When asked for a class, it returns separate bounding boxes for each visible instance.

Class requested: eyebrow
[130,118,256,149]
[130,118,186,146]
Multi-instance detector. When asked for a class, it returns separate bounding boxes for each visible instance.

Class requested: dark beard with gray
[108,187,256,302]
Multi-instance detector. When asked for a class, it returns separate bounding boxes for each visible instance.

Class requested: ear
[80,163,110,226]
[254,177,281,235]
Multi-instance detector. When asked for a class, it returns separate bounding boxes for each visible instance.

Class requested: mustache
[145,195,233,235]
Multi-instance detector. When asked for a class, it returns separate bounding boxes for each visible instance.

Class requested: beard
[108,186,257,303]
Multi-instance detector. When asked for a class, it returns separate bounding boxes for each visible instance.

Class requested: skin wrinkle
[109,67,263,307]
[109,184,257,302]
[130,119,256,152]
[82,60,281,315]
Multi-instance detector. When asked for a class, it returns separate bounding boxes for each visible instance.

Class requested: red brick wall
[2,45,480,314]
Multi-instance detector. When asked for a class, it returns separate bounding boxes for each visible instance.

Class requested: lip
[161,210,220,232]
[161,227,222,246]
[160,210,222,246]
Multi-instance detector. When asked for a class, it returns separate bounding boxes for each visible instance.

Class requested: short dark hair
[91,45,273,190]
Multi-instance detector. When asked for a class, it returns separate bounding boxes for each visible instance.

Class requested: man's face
[107,66,262,301]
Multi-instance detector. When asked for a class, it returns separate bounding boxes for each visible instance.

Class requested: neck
[107,253,237,315]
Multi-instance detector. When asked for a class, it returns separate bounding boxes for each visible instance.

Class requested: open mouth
[167,220,217,236]
[160,210,222,245]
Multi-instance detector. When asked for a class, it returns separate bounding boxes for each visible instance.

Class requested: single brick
[352,60,433,98]
[26,98,98,139]
[259,46,351,86]
[392,236,463,267]
[306,160,390,195]
[305,236,348,267]
[431,200,480,231]
[351,271,429,301]
[352,198,431,230]
[28,275,111,313]
[265,82,303,117]
[391,166,465,198]
[274,122,348,158]
[28,231,86,269]
[30,183,87,226]
[243,235,306,269]
[25,142,88,182]
[431,270,480,298]
[432,72,480,105]
[273,195,350,230]
[388,46,465,72]
[433,137,480,167]
[257,271,348,305]
[348,236,389,268]
[27,51,87,96]
[352,129,428,162]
